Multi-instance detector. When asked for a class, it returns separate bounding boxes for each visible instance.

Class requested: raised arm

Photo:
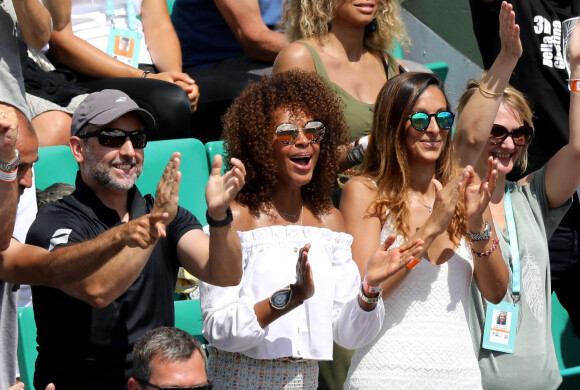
[2,211,166,288]
[0,106,19,251]
[542,17,580,208]
[13,0,52,49]
[177,155,246,286]
[454,1,521,168]
[214,0,286,63]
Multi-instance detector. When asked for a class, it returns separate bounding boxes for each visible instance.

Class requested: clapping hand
[499,1,522,61]
[364,234,424,287]
[463,159,498,226]
[152,152,182,227]
[205,154,246,222]
[292,244,315,302]
[428,168,470,235]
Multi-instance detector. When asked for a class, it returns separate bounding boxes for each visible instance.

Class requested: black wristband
[206,207,233,228]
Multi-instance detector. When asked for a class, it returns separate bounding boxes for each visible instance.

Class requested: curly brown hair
[222,69,349,219]
[361,72,467,244]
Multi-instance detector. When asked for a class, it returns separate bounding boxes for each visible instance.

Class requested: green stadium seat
[174,299,205,343]
[204,140,227,176]
[552,292,580,388]
[17,307,37,390]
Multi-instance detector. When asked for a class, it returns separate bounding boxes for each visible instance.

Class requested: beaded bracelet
[479,85,504,97]
[472,237,499,257]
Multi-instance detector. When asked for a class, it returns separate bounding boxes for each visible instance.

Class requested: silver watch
[470,221,492,241]
[0,149,19,172]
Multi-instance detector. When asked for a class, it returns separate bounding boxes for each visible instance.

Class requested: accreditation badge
[107,27,141,68]
[482,301,518,353]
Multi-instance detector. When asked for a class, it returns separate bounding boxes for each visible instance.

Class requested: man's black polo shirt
[27,173,201,390]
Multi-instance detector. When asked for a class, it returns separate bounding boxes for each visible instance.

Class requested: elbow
[484,279,508,304]
[77,286,115,308]
[210,269,242,287]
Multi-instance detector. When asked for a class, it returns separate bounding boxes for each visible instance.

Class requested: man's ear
[127,377,141,390]
[69,136,85,164]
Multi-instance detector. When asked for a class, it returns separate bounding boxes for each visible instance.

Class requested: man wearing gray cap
[25,89,246,390]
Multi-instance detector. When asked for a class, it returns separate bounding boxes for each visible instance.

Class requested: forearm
[206,225,243,286]
[42,0,71,31]
[0,182,17,251]
[49,27,145,78]
[13,0,52,49]
[254,292,302,328]
[471,208,508,303]
[144,25,183,73]
[239,29,286,63]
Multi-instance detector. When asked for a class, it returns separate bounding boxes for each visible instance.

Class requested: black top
[27,173,201,390]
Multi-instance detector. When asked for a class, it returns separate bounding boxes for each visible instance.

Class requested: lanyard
[106,0,138,31]
[503,188,520,294]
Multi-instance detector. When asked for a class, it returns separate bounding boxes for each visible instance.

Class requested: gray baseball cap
[70,89,156,136]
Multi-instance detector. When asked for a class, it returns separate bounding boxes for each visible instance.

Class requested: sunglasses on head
[489,124,533,146]
[275,121,325,145]
[408,111,455,131]
[79,128,148,149]
[136,379,213,390]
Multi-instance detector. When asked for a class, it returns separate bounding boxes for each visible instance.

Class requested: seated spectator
[25,89,246,389]
[40,0,197,142]
[128,327,211,390]
[171,0,287,141]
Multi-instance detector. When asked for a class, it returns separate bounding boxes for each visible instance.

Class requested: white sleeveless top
[344,221,482,389]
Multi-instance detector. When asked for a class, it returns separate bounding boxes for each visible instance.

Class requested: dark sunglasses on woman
[78,128,148,149]
[488,124,533,146]
[408,111,455,131]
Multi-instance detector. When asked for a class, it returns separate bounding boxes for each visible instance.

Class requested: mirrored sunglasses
[488,124,533,146]
[275,121,325,145]
[79,128,148,149]
[136,379,213,390]
[408,111,455,131]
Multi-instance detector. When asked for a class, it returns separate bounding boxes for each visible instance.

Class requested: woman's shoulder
[273,41,317,73]
[343,176,377,197]
[317,206,346,232]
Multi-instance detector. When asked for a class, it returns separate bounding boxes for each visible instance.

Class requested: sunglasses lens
[303,121,325,143]
[98,130,127,147]
[436,111,454,129]
[489,125,508,144]
[275,124,297,145]
[410,113,430,131]
[512,126,533,146]
[130,132,147,148]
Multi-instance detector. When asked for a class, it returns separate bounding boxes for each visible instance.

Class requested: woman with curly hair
[340,71,508,389]
[273,0,408,172]
[199,69,423,390]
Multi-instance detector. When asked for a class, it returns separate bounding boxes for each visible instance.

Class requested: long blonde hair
[361,72,467,244]
[281,0,409,52]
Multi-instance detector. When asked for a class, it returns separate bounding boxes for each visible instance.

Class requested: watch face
[271,289,292,309]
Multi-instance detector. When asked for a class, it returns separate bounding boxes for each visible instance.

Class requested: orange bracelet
[570,80,580,92]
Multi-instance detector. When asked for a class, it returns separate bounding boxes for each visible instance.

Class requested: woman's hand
[292,244,315,302]
[364,234,424,286]
[464,159,498,228]
[427,168,470,235]
[499,1,522,61]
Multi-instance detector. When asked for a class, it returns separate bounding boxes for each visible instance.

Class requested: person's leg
[32,111,72,147]
[185,68,261,142]
[79,78,192,141]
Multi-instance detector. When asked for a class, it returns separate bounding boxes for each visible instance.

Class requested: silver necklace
[275,204,304,225]
[409,192,434,212]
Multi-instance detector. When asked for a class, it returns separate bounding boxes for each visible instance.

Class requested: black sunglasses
[136,379,213,390]
[79,128,148,149]
[488,124,533,146]
[408,111,455,131]
[275,121,326,145]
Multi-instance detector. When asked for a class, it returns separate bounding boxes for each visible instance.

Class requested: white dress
[344,223,483,389]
